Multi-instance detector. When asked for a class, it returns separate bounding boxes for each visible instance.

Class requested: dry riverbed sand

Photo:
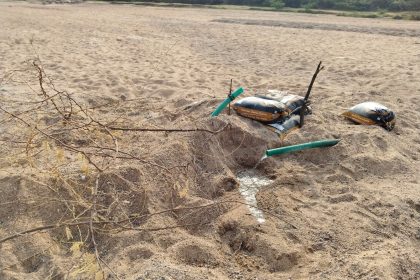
[0,2,419,279]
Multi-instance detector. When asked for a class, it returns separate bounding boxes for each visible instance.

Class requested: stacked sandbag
[233,90,307,124]
[232,97,289,123]
[233,90,309,136]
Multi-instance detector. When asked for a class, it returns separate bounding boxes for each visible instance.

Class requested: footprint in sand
[158,88,175,97]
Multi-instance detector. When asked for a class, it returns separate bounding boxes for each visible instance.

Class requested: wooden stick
[300,61,324,128]
[304,61,324,102]
[228,79,233,115]
[106,123,229,134]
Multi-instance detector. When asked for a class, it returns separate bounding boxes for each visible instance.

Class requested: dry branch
[0,58,295,278]
[106,123,230,134]
[0,199,295,245]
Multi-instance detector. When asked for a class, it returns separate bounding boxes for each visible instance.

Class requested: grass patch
[337,12,382,18]
[98,1,420,21]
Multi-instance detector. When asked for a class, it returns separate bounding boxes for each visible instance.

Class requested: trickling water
[237,170,273,223]
[252,154,268,170]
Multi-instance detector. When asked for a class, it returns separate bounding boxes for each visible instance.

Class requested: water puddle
[237,170,273,223]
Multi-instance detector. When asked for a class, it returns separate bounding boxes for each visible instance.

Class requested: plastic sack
[342,102,395,131]
[233,96,288,122]
[262,90,306,113]
[233,90,309,122]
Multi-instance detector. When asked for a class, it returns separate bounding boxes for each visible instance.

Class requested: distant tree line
[134,0,420,11]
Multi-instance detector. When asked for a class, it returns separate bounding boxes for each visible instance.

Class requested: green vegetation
[270,0,285,9]
[118,0,420,11]
[106,0,420,20]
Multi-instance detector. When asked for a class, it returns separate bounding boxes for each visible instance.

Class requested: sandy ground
[0,2,419,279]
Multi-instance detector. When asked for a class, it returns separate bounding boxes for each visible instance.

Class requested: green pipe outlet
[266,139,340,157]
[211,87,244,117]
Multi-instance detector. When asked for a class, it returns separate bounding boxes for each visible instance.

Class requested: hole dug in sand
[186,117,278,206]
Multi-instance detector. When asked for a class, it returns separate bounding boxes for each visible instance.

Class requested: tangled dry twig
[0,59,294,278]
[0,59,236,277]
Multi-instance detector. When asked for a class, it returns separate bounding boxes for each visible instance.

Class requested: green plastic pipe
[266,139,340,157]
[211,87,244,117]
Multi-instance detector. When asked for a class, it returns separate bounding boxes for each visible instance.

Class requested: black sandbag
[233,90,310,122]
[342,101,396,131]
[233,96,288,122]
[233,90,312,137]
